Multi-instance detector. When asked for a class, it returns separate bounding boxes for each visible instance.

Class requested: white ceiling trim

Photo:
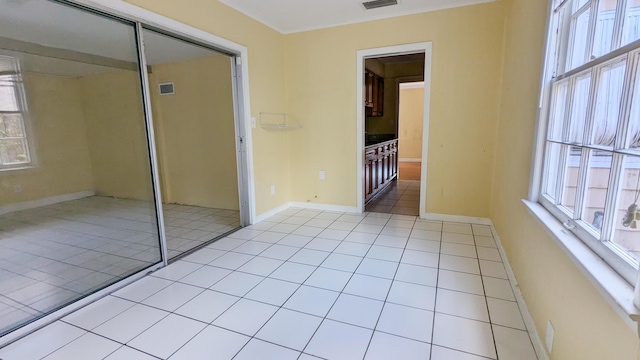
[218,0,495,34]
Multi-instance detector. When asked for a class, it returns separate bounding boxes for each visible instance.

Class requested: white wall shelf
[259,112,302,130]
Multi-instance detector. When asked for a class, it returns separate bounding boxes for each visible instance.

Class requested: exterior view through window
[541,0,640,283]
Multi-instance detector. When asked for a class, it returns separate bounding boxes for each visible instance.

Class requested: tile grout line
[428,220,444,360]
[299,212,392,359]
[472,225,500,360]
[361,216,415,359]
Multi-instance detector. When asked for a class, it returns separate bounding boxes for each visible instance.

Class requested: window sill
[522,199,640,336]
[0,165,34,172]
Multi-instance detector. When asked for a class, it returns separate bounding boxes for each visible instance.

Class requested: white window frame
[530,0,640,327]
[0,55,33,170]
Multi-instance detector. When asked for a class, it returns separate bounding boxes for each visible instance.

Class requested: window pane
[575,0,590,12]
[569,9,591,70]
[562,145,583,212]
[544,142,563,200]
[623,0,640,45]
[626,60,640,149]
[611,155,640,262]
[593,0,618,58]
[568,74,592,143]
[548,81,569,141]
[0,113,25,138]
[0,138,28,164]
[581,150,613,234]
[0,78,19,112]
[591,60,625,147]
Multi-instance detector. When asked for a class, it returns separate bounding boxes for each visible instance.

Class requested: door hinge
[235,57,242,65]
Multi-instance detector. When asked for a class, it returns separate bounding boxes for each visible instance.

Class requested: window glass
[549,81,569,141]
[568,74,592,143]
[611,155,640,262]
[593,0,618,58]
[569,9,591,69]
[544,142,563,200]
[591,59,625,147]
[561,145,583,212]
[626,58,640,150]
[623,0,640,45]
[581,150,613,234]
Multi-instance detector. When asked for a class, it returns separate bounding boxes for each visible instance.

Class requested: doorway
[357,43,432,217]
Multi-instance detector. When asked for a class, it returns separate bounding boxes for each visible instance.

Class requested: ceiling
[0,0,226,77]
[218,0,494,34]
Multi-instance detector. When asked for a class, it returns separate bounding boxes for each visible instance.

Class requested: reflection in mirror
[142,29,241,259]
[0,0,161,336]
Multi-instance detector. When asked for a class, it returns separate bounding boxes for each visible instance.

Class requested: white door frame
[356,42,432,218]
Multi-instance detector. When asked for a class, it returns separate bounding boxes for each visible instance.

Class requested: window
[0,55,31,169]
[540,0,640,284]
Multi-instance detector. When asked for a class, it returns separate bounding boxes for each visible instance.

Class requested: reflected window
[0,55,31,169]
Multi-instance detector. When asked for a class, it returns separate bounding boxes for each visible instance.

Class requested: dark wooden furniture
[364,70,383,117]
[364,139,398,204]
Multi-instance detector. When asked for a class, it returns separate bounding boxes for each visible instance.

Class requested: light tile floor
[0,197,239,336]
[0,208,539,360]
[365,180,420,216]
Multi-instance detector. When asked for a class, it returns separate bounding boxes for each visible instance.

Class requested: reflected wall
[0,0,161,336]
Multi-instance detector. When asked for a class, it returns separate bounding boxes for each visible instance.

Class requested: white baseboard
[254,201,359,223]
[489,221,550,360]
[420,212,493,225]
[290,202,359,213]
[399,158,422,163]
[0,190,95,216]
[254,202,292,223]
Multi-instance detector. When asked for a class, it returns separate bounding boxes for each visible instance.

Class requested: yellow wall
[0,73,94,205]
[284,2,505,217]
[491,0,640,358]
[124,0,290,216]
[79,70,155,201]
[149,56,239,210]
[398,86,424,160]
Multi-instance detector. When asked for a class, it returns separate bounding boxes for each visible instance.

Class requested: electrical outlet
[545,321,555,354]
[251,117,256,128]
[13,184,22,193]
[319,170,325,180]
[270,185,276,195]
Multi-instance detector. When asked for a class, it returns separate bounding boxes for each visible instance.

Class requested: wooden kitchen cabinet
[364,70,383,117]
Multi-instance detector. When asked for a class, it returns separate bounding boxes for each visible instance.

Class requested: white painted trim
[399,158,422,163]
[254,202,292,223]
[528,0,557,201]
[489,218,551,360]
[399,81,425,89]
[356,42,433,215]
[254,201,360,223]
[0,190,95,215]
[289,202,359,213]
[72,0,256,225]
[419,45,433,219]
[421,212,493,225]
[219,0,495,35]
[523,200,639,335]
[0,262,164,348]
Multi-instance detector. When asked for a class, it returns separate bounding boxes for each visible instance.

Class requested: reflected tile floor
[365,180,420,216]
[0,197,239,336]
[0,208,539,360]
